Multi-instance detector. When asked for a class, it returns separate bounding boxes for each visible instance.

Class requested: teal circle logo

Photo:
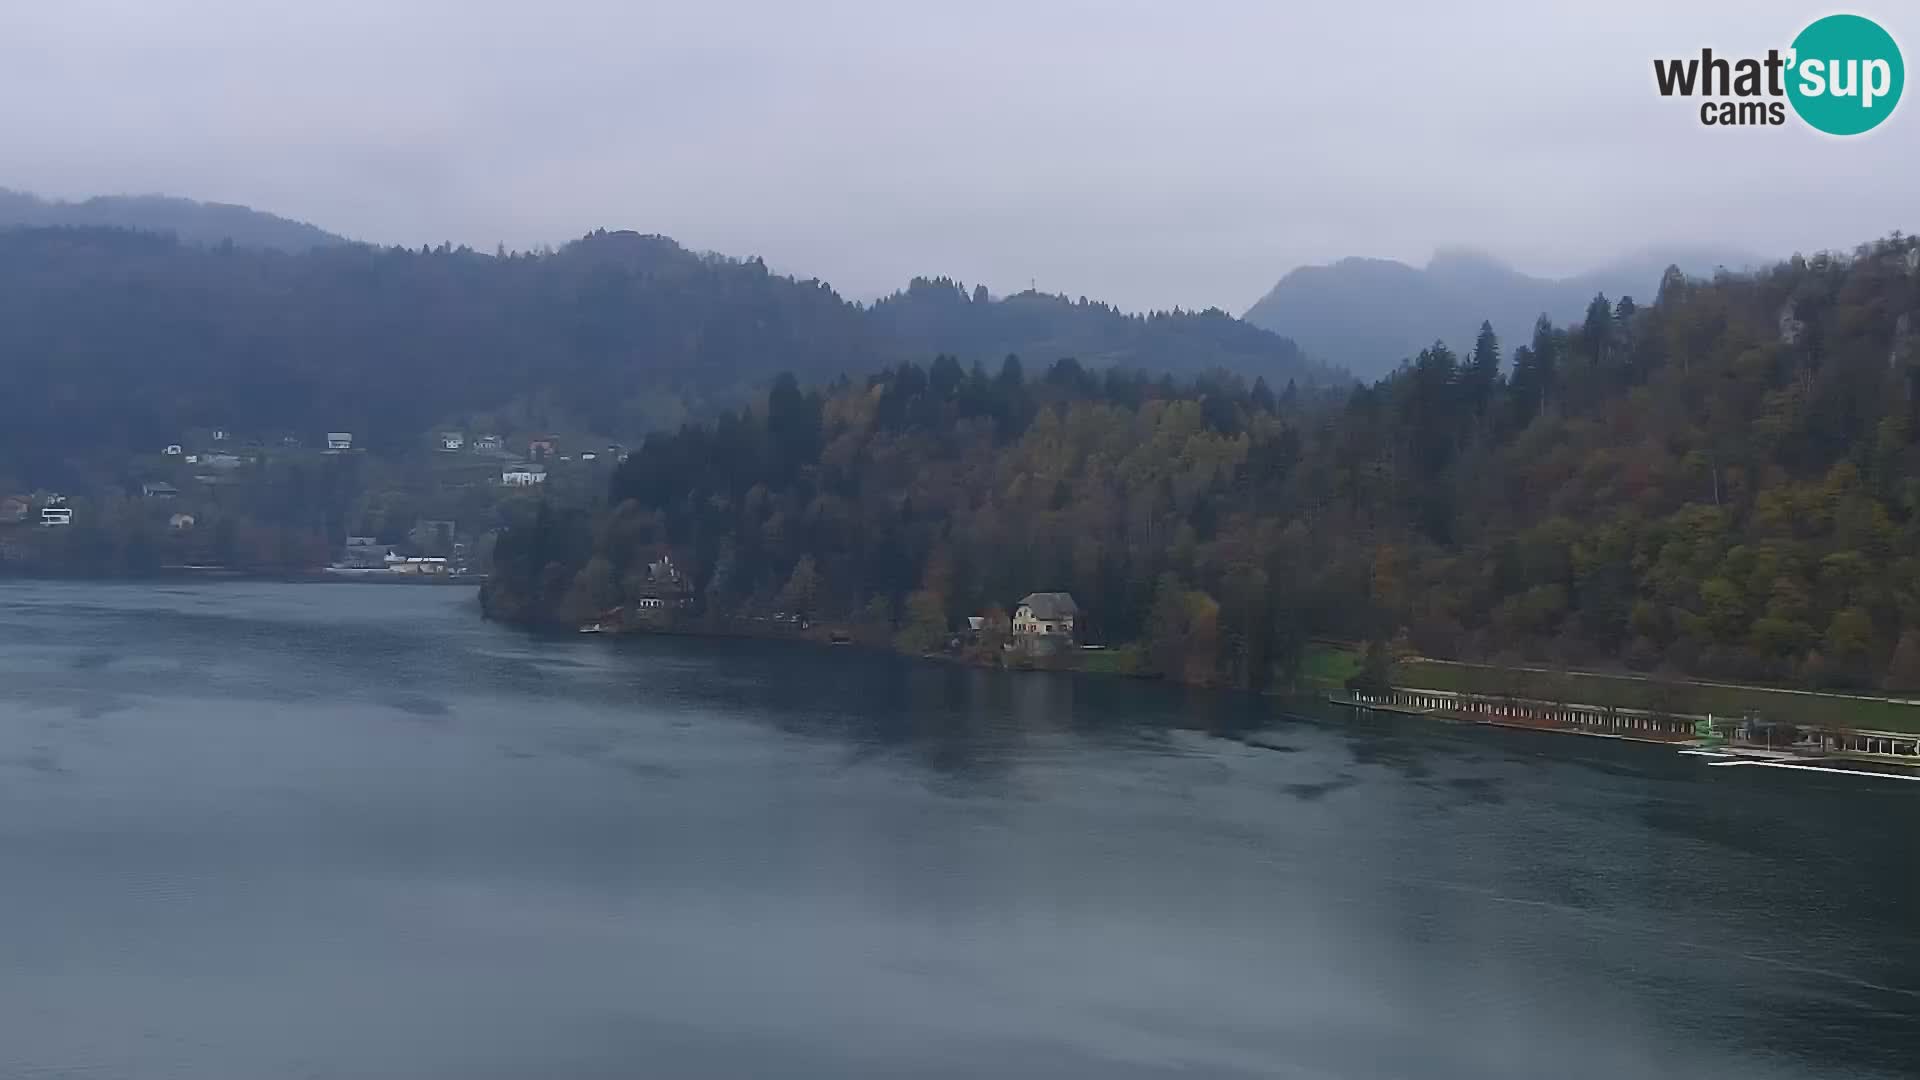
[1787,14,1903,135]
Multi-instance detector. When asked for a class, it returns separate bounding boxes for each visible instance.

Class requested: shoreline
[0,567,481,585]
[527,615,1147,680]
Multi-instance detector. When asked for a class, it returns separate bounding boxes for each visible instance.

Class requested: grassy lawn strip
[1298,643,1363,689]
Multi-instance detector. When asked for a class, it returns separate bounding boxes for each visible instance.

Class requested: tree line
[0,226,1329,489]
[487,234,1920,693]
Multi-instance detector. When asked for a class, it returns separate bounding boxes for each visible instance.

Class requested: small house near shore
[1013,592,1078,641]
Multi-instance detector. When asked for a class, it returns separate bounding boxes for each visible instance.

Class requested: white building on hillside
[502,463,548,486]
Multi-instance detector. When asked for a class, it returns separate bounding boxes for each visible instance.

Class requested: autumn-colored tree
[895,590,948,654]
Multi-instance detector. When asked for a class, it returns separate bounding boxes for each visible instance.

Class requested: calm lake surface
[1,581,1915,1079]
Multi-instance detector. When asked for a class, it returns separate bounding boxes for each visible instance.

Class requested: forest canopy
[0,225,1331,481]
[488,234,1920,694]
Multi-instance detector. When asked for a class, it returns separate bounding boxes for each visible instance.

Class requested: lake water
[1,581,1915,1079]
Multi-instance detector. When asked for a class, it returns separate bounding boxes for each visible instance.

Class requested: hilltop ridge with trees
[0,188,348,252]
[0,225,1331,487]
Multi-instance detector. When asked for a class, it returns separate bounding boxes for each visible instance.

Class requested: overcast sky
[2,1,1913,312]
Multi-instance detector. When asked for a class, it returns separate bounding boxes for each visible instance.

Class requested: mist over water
[0,582,1914,1079]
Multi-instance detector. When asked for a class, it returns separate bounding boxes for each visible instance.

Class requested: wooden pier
[1334,687,1703,743]
[1331,686,1920,769]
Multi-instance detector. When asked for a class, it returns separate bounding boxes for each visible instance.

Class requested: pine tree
[1582,293,1614,366]
[1250,375,1276,412]
[1529,315,1561,413]
[1464,321,1501,416]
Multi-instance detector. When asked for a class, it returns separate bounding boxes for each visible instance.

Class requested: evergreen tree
[1463,321,1501,416]
[1528,315,1561,412]
[1250,375,1276,412]
[1581,293,1614,367]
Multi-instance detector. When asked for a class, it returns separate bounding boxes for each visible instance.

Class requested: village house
[0,496,29,525]
[162,444,184,456]
[326,432,354,452]
[1013,592,1078,640]
[200,453,244,470]
[386,554,450,576]
[142,481,180,499]
[169,513,196,532]
[633,551,695,611]
[40,506,72,527]
[439,432,465,452]
[646,552,685,586]
[502,463,547,486]
[472,434,504,453]
[527,436,556,460]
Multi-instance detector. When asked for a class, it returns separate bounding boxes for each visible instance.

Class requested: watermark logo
[1653,13,1903,134]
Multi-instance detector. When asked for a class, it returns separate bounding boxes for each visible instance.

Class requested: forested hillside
[488,234,1920,693]
[0,226,1327,479]
[873,276,1329,380]
[0,189,347,252]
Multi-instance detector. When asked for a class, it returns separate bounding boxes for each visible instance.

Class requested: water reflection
[0,581,1915,1080]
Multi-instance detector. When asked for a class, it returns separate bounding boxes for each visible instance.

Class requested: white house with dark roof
[1013,592,1079,640]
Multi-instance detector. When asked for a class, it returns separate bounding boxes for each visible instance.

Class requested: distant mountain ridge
[1243,247,1762,378]
[0,226,1330,475]
[0,189,347,252]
